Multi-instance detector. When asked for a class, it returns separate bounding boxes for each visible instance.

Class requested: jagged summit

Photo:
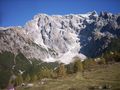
[0,11,120,64]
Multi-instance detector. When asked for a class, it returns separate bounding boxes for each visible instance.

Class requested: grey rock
[0,11,120,63]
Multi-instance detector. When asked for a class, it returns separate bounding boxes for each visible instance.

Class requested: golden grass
[17,63,120,90]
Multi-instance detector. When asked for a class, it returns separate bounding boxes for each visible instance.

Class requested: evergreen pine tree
[57,63,66,77]
[25,74,30,83]
[15,74,23,86]
[73,57,83,73]
[31,75,38,82]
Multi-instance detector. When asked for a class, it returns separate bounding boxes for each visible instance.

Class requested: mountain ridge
[0,11,120,64]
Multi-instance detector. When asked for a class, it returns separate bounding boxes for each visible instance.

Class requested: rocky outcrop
[0,11,120,63]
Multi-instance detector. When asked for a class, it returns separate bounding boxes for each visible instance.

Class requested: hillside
[0,11,120,89]
[17,63,120,90]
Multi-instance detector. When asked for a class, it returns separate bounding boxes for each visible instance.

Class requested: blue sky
[0,0,120,27]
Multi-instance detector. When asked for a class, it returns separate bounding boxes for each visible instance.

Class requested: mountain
[0,11,120,64]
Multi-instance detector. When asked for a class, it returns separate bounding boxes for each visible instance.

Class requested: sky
[0,0,120,27]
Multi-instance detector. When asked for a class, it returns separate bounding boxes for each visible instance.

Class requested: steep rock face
[0,11,120,63]
[24,13,91,63]
[0,27,53,60]
[79,12,120,57]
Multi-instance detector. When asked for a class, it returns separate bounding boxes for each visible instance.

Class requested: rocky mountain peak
[0,11,120,64]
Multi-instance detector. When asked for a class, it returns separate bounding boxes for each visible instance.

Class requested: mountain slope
[0,11,120,63]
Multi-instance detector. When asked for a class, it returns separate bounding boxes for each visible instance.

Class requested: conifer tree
[31,75,38,82]
[15,74,23,86]
[73,57,83,73]
[57,63,66,77]
[38,67,52,79]
[25,74,30,83]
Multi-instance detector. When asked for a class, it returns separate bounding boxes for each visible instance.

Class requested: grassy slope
[17,63,120,90]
